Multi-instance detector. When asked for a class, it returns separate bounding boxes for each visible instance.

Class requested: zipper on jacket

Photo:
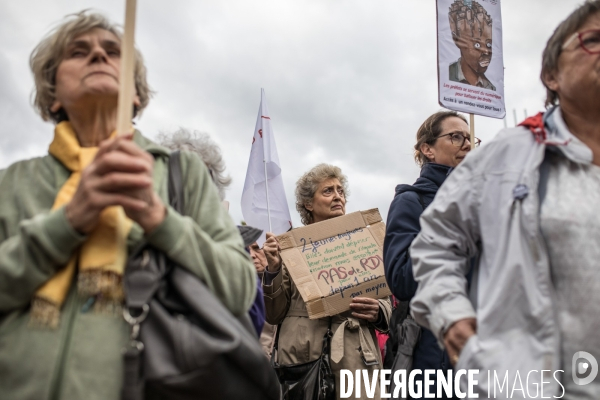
[48,286,79,400]
[525,154,562,393]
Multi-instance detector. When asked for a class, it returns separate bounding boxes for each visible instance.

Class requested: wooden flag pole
[116,0,137,136]
[469,113,475,150]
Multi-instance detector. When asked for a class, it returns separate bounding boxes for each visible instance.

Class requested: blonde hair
[30,10,152,122]
[295,164,349,226]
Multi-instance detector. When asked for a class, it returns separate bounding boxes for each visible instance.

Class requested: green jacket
[0,132,256,400]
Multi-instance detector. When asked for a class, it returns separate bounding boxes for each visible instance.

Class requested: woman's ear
[542,68,559,92]
[49,99,62,113]
[420,142,435,162]
[132,94,141,118]
[304,201,313,212]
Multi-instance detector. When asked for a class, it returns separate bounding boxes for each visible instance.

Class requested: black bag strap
[121,151,184,400]
[124,151,184,310]
[168,150,184,214]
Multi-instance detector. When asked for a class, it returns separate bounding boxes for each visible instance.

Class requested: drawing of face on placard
[448,0,496,91]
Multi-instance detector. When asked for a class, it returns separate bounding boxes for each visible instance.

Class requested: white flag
[241,89,292,245]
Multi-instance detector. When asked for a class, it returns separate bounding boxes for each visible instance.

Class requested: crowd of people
[1,1,600,399]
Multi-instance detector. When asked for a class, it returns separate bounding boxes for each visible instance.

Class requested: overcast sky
[0,0,583,228]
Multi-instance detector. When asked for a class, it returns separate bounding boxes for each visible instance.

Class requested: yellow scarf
[30,121,132,328]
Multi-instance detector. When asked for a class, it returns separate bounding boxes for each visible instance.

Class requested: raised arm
[262,265,292,325]
[261,233,292,325]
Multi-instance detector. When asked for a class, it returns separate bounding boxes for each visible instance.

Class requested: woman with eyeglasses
[383,110,477,398]
[263,164,392,400]
[407,1,600,397]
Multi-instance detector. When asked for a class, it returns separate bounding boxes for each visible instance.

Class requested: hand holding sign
[264,232,282,272]
[349,297,380,322]
[65,133,163,234]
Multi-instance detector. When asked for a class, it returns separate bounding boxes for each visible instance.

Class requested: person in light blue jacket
[411,2,600,398]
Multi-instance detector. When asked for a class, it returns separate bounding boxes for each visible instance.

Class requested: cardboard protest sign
[437,0,506,119]
[277,209,391,319]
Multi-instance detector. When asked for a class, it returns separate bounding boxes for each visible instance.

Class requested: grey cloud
[0,0,583,227]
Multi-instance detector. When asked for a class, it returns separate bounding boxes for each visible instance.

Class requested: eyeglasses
[436,132,481,148]
[562,29,600,54]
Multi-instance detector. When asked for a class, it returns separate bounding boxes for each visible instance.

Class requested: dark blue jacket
[384,162,454,397]
[248,275,266,337]
[384,163,453,302]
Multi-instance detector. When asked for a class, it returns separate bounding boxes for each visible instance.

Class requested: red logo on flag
[258,129,263,138]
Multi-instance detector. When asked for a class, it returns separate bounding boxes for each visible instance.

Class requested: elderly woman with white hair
[0,11,255,399]
[262,163,392,400]
[158,128,232,201]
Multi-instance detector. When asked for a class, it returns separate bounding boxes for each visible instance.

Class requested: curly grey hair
[295,164,349,226]
[157,129,232,201]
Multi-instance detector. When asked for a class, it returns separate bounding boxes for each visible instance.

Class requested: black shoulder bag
[121,151,281,400]
[271,318,335,400]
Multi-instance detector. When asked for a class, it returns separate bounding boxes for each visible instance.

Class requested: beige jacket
[260,322,277,358]
[263,264,391,400]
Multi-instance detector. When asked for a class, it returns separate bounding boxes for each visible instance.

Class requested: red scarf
[518,111,571,146]
[518,112,547,143]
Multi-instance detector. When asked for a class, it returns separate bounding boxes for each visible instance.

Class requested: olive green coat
[263,264,391,400]
[0,132,256,400]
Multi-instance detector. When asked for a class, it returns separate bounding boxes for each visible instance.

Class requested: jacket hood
[395,163,453,197]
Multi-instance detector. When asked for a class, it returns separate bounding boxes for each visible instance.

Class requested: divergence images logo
[572,351,598,386]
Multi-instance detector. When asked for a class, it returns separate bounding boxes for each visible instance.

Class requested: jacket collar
[132,130,171,158]
[545,107,593,165]
[419,162,453,188]
[394,162,453,197]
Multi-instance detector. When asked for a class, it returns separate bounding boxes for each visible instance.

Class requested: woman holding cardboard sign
[263,163,392,400]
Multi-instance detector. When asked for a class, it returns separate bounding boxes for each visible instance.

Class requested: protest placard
[437,0,506,119]
[276,209,391,319]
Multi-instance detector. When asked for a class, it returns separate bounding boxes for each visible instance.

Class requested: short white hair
[157,128,232,201]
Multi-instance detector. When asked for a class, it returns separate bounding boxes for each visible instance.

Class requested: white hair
[157,128,232,201]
